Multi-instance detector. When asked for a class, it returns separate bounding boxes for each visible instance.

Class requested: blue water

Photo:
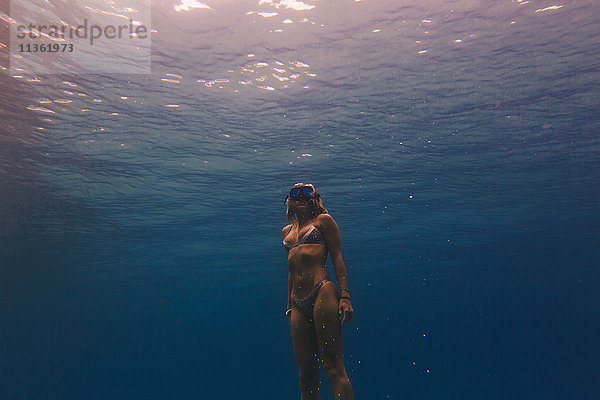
[1,0,599,399]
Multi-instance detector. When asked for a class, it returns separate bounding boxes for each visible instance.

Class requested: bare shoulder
[315,213,339,232]
[282,224,292,238]
[315,214,342,249]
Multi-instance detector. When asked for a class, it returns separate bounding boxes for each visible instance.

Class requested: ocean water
[1,0,599,399]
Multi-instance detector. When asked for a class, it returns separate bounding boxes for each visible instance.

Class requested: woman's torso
[283,218,329,299]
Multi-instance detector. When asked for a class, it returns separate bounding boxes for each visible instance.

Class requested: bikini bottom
[290,279,329,320]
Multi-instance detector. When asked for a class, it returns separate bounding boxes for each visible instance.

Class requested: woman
[282,183,355,400]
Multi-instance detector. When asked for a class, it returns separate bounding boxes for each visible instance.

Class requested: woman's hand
[338,298,353,326]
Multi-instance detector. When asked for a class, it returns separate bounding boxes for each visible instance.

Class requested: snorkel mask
[283,183,320,205]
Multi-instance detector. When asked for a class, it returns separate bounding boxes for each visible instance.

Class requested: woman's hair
[285,183,328,223]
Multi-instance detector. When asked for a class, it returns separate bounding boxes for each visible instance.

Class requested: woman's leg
[290,307,321,400]
[313,282,354,400]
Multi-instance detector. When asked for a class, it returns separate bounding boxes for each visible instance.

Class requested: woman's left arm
[318,214,354,325]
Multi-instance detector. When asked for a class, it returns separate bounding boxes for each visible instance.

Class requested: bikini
[284,225,329,320]
[290,279,329,320]
[283,224,327,252]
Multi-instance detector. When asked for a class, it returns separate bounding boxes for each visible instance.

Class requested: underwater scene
[1,0,599,399]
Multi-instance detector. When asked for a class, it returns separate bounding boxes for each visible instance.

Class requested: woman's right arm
[282,225,292,317]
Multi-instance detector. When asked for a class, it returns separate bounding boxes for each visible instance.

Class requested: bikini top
[283,225,327,252]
